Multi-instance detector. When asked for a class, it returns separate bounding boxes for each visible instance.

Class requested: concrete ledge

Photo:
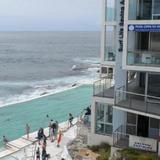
[87,132,113,146]
[0,148,19,159]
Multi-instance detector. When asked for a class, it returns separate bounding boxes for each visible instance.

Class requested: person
[3,135,8,147]
[42,148,47,160]
[25,123,30,139]
[37,128,44,145]
[48,119,53,138]
[51,121,57,141]
[54,121,59,138]
[68,113,73,127]
[84,106,91,124]
[57,130,63,147]
[42,134,47,150]
[36,147,40,160]
[84,106,91,116]
[50,126,54,142]
[42,148,50,160]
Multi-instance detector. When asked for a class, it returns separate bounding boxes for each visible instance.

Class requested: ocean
[0,31,100,106]
[0,31,100,146]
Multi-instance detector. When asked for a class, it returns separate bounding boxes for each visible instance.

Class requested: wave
[73,57,100,65]
[0,57,100,108]
[0,71,99,108]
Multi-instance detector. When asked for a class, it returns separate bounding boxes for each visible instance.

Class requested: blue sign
[128,25,160,32]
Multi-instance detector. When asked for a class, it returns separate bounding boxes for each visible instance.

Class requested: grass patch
[89,143,111,160]
[119,148,159,160]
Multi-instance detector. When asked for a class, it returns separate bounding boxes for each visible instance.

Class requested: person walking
[68,113,73,127]
[57,130,63,147]
[42,148,47,160]
[37,128,44,145]
[54,121,59,139]
[42,134,47,150]
[42,147,50,160]
[48,119,53,137]
[36,147,40,160]
[25,124,30,139]
[3,135,8,147]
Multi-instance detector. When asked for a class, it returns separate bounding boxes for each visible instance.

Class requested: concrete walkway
[0,119,78,160]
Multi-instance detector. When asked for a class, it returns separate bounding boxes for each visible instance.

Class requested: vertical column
[101,0,106,63]
[114,0,127,90]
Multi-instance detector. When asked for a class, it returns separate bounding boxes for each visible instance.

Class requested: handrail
[116,89,160,101]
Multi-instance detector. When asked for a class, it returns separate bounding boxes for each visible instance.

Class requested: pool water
[0,85,92,146]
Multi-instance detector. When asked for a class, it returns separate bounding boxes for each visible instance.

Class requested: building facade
[88,0,160,154]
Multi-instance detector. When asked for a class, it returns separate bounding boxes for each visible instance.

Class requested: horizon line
[0,30,100,32]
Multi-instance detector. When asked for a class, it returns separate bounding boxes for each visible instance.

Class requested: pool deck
[0,119,78,160]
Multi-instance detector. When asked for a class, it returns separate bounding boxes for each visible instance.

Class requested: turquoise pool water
[0,85,92,146]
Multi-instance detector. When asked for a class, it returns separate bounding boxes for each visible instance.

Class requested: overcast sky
[0,0,101,31]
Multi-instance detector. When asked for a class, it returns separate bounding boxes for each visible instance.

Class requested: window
[105,0,115,21]
[105,26,116,61]
[149,118,160,138]
[95,103,113,135]
[126,113,137,135]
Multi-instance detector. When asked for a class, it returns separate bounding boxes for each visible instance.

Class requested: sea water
[0,85,92,146]
[0,31,100,105]
[0,31,100,146]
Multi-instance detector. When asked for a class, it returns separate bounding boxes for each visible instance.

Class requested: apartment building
[88,0,160,155]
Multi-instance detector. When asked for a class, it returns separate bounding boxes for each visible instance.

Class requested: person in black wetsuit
[68,113,73,127]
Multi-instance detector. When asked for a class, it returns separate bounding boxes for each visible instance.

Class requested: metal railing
[115,89,160,116]
[93,77,113,98]
[113,125,160,149]
[113,125,129,148]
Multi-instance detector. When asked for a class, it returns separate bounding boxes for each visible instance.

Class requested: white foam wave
[0,74,98,108]
[73,57,100,65]
[0,57,100,108]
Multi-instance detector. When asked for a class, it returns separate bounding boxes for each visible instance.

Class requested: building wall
[87,132,113,146]
[113,108,127,132]
[90,96,114,145]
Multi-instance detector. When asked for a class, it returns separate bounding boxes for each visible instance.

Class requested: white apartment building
[88,0,160,155]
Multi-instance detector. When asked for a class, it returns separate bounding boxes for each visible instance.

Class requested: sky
[0,0,101,31]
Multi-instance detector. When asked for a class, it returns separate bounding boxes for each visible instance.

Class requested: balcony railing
[128,50,160,67]
[113,125,129,148]
[115,88,160,116]
[113,125,160,149]
[93,77,114,98]
[129,0,160,20]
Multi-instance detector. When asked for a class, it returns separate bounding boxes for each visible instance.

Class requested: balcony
[115,88,160,116]
[93,78,114,99]
[127,50,160,67]
[129,0,160,20]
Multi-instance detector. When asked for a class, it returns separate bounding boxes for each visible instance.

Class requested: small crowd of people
[36,127,50,160]
[2,107,91,159]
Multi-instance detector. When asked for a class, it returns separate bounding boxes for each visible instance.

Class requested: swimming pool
[0,85,92,146]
